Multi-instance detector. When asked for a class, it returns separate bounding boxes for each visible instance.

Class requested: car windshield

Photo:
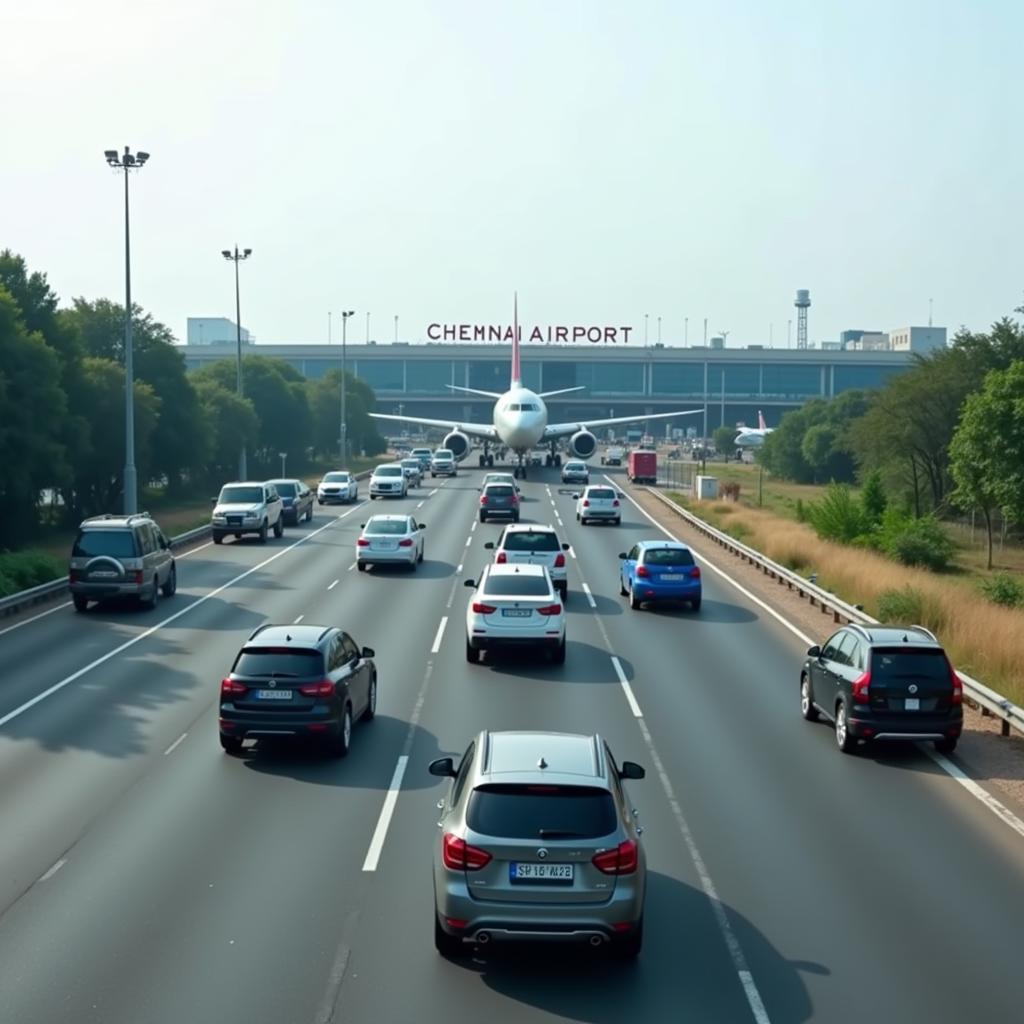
[871,649,949,683]
[502,531,560,552]
[467,785,617,840]
[643,548,694,566]
[485,485,514,497]
[323,473,350,483]
[365,519,408,535]
[588,488,615,500]
[375,466,403,477]
[566,463,586,471]
[219,486,263,504]
[482,575,550,596]
[433,453,453,461]
[274,482,298,497]
[232,648,323,677]
[72,530,138,559]
[401,461,420,469]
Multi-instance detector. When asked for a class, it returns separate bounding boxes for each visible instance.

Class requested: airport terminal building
[180,341,916,435]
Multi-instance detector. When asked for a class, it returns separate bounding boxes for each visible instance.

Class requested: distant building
[186,317,252,346]
[887,326,947,353]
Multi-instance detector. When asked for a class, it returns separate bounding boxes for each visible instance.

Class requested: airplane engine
[442,431,471,461]
[568,430,597,460]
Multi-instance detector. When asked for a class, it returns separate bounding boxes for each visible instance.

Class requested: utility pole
[684,317,688,347]
[394,314,399,343]
[222,245,253,478]
[340,310,355,462]
[328,311,332,344]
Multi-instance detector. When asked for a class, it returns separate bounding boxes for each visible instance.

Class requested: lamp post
[222,245,252,478]
[340,310,355,462]
[328,311,332,344]
[366,311,370,342]
[644,313,649,347]
[279,451,287,477]
[103,146,150,515]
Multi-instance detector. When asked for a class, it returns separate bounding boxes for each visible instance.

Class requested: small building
[187,317,252,346]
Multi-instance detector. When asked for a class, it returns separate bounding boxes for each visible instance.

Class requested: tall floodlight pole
[366,311,370,342]
[394,314,399,343]
[222,245,252,477]
[104,146,150,515]
[340,310,355,461]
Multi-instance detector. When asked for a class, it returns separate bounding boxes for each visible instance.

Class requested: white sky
[4,0,1022,346]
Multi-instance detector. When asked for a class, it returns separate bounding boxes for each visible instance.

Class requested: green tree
[712,425,737,458]
[859,469,888,528]
[192,379,260,487]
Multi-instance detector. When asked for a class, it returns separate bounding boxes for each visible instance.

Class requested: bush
[0,551,66,597]
[981,573,1024,608]
[860,470,888,527]
[877,510,955,571]
[795,498,806,522]
[806,483,870,543]
[876,586,924,623]
[720,481,741,502]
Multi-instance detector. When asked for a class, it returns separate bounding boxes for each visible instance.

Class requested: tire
[220,734,243,755]
[418,546,424,563]
[614,518,621,526]
[612,916,643,960]
[409,557,417,573]
[558,584,567,604]
[161,564,177,597]
[690,597,701,612]
[307,505,314,522]
[465,639,479,664]
[73,594,89,612]
[213,531,224,545]
[800,674,819,721]
[362,675,377,721]
[141,575,159,610]
[835,702,857,754]
[512,513,520,523]
[935,737,958,754]
[479,513,487,523]
[551,638,566,665]
[435,915,462,958]
[328,706,353,759]
[357,561,368,572]
[629,584,641,610]
[619,576,628,597]
[258,521,268,544]
[576,513,580,522]
[273,517,284,538]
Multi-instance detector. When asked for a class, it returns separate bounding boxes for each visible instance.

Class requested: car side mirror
[807,645,822,659]
[618,552,628,559]
[620,761,646,780]
[359,523,366,529]
[464,579,476,588]
[618,492,625,499]
[361,646,375,658]
[418,523,427,530]
[562,543,570,551]
[429,757,456,778]
[572,493,580,500]
[210,497,218,505]
[483,542,495,550]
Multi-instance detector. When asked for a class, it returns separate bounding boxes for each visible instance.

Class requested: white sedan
[317,471,359,504]
[356,515,426,571]
[574,484,623,525]
[464,563,565,664]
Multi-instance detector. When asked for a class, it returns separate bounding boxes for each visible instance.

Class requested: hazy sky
[4,0,1023,347]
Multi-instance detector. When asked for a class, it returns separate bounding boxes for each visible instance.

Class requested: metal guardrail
[643,486,1024,739]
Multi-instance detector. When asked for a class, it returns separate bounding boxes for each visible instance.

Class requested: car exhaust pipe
[475,931,490,944]
[589,935,604,947]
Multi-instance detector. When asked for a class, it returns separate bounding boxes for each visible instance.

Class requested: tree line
[757,306,1024,568]
[0,250,386,546]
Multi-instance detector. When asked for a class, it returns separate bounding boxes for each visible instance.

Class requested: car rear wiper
[537,829,588,839]
[267,672,299,678]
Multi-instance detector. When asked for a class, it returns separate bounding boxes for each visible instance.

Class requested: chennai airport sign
[426,323,634,344]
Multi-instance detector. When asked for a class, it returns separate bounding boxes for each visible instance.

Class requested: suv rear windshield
[467,785,617,839]
[502,531,560,552]
[72,530,139,559]
[232,648,324,677]
[274,482,298,496]
[485,485,514,497]
[220,486,263,504]
[375,466,403,477]
[482,575,550,596]
[588,488,615,500]
[401,460,420,468]
[365,520,408,535]
[643,547,694,566]
[871,648,949,684]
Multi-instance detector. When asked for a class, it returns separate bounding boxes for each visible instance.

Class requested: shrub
[795,498,806,522]
[876,586,924,623]
[720,481,741,502]
[860,470,888,527]
[981,573,1024,608]
[806,483,869,543]
[877,510,955,571]
[0,551,66,597]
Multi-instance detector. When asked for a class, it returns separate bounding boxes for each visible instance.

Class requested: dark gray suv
[69,513,177,612]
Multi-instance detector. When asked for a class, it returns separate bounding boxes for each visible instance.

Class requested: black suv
[219,624,377,757]
[800,624,963,755]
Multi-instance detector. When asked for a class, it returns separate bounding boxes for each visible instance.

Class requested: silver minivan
[430,730,647,959]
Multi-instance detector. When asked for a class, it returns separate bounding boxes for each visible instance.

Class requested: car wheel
[934,737,958,754]
[307,506,314,522]
[465,639,479,664]
[435,915,463,958]
[141,575,159,610]
[318,499,324,506]
[513,513,520,523]
[258,521,268,543]
[690,597,701,612]
[161,564,177,597]
[835,702,857,754]
[328,705,353,759]
[558,584,567,604]
[357,561,368,572]
[362,675,377,721]
[213,531,224,545]
[614,518,621,526]
[73,594,89,612]
[409,556,417,572]
[551,638,566,665]
[479,513,487,523]
[273,517,284,538]
[418,546,424,563]
[612,916,643,960]
[220,734,243,755]
[619,576,628,597]
[629,585,641,610]
[800,674,819,721]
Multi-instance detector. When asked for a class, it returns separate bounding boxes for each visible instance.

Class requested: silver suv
[69,513,177,612]
[212,481,285,544]
[430,731,647,958]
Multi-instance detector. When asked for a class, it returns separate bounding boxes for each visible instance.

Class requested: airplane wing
[368,412,499,441]
[543,408,702,440]
[446,384,504,398]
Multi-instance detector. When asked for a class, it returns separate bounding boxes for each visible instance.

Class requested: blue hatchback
[619,540,702,611]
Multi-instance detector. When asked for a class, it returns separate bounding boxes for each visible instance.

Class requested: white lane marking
[164,732,188,756]
[465,536,472,547]
[568,546,576,559]
[429,489,438,496]
[0,601,72,636]
[417,501,425,509]
[609,476,1024,849]
[347,561,357,572]
[431,616,448,654]
[38,858,66,883]
[581,582,597,609]
[471,521,477,533]
[456,563,463,574]
[0,503,367,731]
[550,499,556,507]
[611,656,643,718]
[362,755,409,872]
[293,614,304,624]
[327,579,339,590]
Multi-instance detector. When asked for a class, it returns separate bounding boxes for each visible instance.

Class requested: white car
[369,463,408,499]
[430,449,457,477]
[574,484,623,526]
[484,523,570,599]
[561,460,590,484]
[399,458,423,487]
[212,481,285,544]
[356,515,426,571]
[482,471,520,493]
[464,563,565,664]
[317,470,359,504]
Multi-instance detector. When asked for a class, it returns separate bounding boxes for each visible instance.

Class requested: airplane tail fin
[511,292,521,387]
[758,410,767,431]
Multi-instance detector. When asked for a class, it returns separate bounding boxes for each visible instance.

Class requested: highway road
[1,467,1023,1023]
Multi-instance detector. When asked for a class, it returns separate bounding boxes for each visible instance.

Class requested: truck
[601,446,625,466]
[627,449,657,485]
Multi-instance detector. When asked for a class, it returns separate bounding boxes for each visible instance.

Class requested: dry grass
[674,495,1024,706]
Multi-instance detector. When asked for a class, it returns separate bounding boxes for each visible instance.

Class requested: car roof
[78,513,154,529]
[480,731,607,787]
[373,462,404,469]
[245,623,334,648]
[482,480,515,489]
[266,478,300,486]
[364,514,411,522]
[851,625,942,648]
[485,563,548,578]
[221,480,270,487]
[502,523,557,533]
[638,539,690,550]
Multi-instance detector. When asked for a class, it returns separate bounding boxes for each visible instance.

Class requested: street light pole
[222,245,252,478]
[104,146,150,515]
[340,310,355,462]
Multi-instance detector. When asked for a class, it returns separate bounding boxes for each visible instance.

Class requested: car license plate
[905,697,920,711]
[91,570,118,578]
[376,540,397,549]
[256,690,292,700]
[660,573,685,580]
[511,862,574,883]
[502,608,532,617]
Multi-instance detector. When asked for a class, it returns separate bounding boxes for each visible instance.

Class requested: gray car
[430,730,647,958]
[69,513,177,612]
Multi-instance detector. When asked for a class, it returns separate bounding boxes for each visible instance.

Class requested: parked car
[479,482,520,522]
[219,623,376,757]
[619,540,701,610]
[369,463,408,499]
[561,460,590,484]
[485,524,570,599]
[430,730,646,958]
[800,624,963,754]
[269,478,314,525]
[211,481,284,544]
[356,515,426,571]
[317,470,359,505]
[574,485,622,526]
[69,512,177,612]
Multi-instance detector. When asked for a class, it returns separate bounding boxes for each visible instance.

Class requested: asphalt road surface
[1,467,1022,1024]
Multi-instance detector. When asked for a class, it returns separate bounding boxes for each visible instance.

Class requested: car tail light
[357,538,370,546]
[442,833,492,871]
[479,495,488,505]
[69,569,79,582]
[592,839,638,875]
[398,538,414,547]
[299,680,335,697]
[636,565,650,578]
[554,553,566,568]
[537,603,562,616]
[582,499,590,507]
[496,551,507,564]
[511,494,519,504]
[220,678,248,696]
[612,499,620,507]
[690,567,701,579]
[472,602,497,614]
[851,670,871,705]
[132,570,144,585]
[946,657,963,705]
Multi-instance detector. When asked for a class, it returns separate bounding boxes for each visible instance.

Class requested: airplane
[368,298,702,478]
[734,411,774,449]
